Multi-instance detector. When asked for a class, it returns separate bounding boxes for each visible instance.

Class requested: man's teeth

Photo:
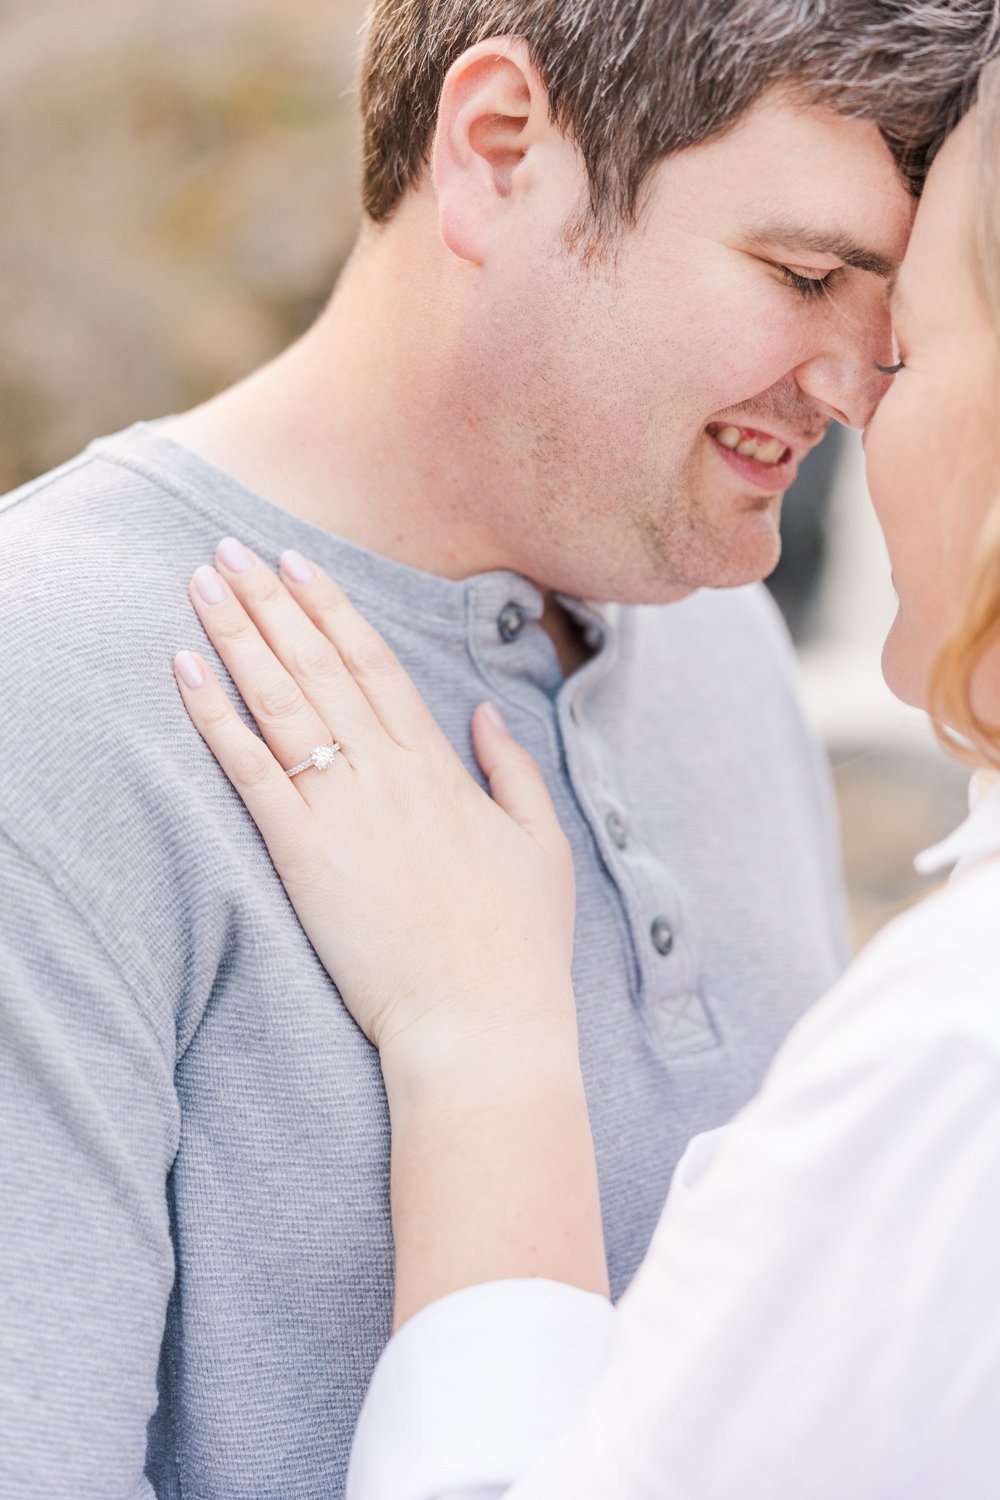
[708,424,787,466]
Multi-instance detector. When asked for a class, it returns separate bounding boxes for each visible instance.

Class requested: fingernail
[194,565,228,604]
[174,651,205,689]
[483,701,507,731]
[281,548,316,583]
[217,536,255,573]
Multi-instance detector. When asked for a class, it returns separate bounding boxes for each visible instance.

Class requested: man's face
[475,90,914,603]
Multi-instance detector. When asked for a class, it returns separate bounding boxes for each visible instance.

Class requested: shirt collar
[914,769,1000,879]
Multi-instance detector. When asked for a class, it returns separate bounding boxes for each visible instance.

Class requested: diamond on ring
[286,743,342,778]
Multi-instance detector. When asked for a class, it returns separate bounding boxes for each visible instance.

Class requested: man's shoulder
[0,426,211,837]
[0,426,218,659]
[0,432,241,1047]
[0,425,197,561]
[0,446,99,525]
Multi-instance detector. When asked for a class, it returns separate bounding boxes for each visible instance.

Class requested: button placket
[606,810,628,850]
[465,576,551,705]
[650,916,674,956]
[553,619,716,1059]
[497,602,526,643]
[592,783,713,1054]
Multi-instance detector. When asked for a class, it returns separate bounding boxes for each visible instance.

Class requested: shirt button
[650,917,674,956]
[498,602,526,643]
[606,811,628,850]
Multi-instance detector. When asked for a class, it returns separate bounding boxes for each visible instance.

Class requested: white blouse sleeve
[348,1033,1000,1500]
[347,1279,616,1500]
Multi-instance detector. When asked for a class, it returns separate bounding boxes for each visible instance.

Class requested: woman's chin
[880,619,931,711]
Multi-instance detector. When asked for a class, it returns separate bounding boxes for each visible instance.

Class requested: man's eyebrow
[745,221,896,279]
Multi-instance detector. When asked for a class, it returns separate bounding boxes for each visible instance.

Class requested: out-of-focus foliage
[0,0,367,491]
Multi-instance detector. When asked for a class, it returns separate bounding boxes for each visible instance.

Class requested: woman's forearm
[381,1021,610,1330]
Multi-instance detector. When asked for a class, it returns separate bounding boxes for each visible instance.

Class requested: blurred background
[1,0,969,949]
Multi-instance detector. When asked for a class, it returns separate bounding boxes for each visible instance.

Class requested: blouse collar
[914,768,1000,879]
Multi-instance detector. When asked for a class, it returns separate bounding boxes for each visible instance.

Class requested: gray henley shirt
[0,422,849,1499]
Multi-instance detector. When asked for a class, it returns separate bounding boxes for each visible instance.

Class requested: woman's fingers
[172,648,313,867]
[191,546,377,771]
[276,548,452,754]
[188,561,337,772]
[191,534,455,778]
[471,702,572,867]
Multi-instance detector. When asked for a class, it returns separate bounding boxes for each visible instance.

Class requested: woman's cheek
[864,393,941,706]
[864,398,913,570]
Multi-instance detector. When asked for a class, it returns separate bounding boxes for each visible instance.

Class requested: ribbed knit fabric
[0,423,849,1499]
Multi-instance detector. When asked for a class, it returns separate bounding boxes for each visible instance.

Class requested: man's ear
[432,38,554,264]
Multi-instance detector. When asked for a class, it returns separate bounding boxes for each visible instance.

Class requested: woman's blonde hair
[931,56,1000,770]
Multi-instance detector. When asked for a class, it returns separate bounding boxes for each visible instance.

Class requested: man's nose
[793,309,894,430]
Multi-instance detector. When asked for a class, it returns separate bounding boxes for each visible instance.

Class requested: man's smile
[705,421,799,492]
[703,416,828,495]
[706,422,790,466]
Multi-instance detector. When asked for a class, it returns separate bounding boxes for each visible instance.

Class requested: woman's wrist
[377,989,583,1111]
[378,1001,610,1330]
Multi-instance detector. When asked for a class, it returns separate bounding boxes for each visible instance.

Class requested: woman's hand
[174,538,608,1324]
[173,538,578,1086]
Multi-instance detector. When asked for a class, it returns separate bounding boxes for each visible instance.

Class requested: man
[0,2,992,1496]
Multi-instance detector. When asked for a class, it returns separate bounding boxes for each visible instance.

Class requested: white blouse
[348,777,1000,1500]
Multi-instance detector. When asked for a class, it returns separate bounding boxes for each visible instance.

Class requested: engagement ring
[285,743,342,778]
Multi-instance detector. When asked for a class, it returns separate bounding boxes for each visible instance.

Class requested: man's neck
[165,230,593,679]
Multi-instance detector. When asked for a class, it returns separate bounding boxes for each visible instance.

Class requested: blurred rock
[831,743,969,950]
[0,0,367,487]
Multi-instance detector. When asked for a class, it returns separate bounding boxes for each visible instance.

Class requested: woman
[171,74,1000,1499]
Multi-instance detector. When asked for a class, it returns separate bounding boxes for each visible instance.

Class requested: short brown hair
[359,0,999,234]
[932,56,1000,770]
